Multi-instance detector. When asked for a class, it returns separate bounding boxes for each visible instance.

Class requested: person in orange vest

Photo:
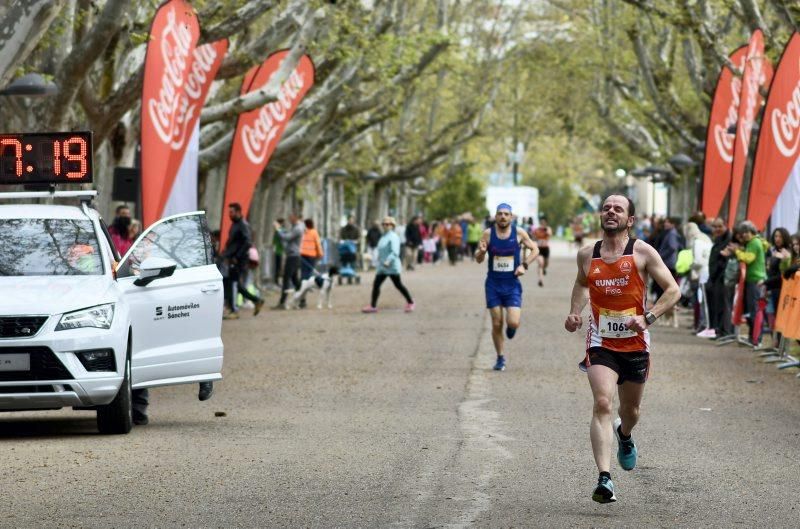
[300,218,324,281]
[445,219,463,266]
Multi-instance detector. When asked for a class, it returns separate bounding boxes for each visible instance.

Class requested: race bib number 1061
[598,308,637,338]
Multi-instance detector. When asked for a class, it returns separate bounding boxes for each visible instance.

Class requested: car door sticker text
[154,302,199,321]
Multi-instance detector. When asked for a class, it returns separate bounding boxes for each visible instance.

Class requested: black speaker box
[112,167,139,202]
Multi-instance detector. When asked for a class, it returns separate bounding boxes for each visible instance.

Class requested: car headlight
[56,303,115,331]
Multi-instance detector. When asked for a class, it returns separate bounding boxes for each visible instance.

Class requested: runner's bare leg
[490,306,504,356]
[506,306,521,332]
[617,381,645,436]
[587,364,618,473]
[537,255,545,283]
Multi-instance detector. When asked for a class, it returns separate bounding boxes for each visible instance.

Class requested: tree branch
[47,0,132,128]
[199,1,278,44]
[0,0,65,86]
[200,7,325,124]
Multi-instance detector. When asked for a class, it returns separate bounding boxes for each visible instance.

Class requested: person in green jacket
[467,219,483,260]
[730,220,767,345]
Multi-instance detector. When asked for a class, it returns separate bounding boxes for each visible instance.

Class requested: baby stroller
[337,239,361,285]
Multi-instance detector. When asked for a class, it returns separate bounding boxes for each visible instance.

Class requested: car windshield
[0,218,103,276]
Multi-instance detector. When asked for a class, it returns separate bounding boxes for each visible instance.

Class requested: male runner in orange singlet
[533,217,552,287]
[564,195,680,503]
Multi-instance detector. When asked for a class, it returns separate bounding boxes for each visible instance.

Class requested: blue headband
[496,203,512,213]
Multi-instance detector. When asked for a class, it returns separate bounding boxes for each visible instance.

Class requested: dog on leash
[285,266,339,310]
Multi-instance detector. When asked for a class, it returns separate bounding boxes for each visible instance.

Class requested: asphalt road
[2,241,799,528]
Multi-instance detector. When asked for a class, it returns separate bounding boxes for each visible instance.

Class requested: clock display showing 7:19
[0,131,93,184]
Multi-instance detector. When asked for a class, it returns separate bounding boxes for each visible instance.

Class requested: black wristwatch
[522,262,529,270]
[644,311,657,325]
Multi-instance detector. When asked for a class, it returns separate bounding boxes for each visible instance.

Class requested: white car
[0,191,224,434]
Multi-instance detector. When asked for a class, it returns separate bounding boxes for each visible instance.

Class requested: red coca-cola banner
[727,30,773,229]
[140,0,200,228]
[701,45,748,218]
[746,32,800,230]
[220,51,315,245]
[159,38,228,217]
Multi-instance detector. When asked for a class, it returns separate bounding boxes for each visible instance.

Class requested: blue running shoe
[505,326,517,340]
[592,475,617,503]
[613,417,638,471]
[493,355,506,371]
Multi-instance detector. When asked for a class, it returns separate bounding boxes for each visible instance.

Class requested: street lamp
[668,154,698,217]
[631,166,675,216]
[362,171,380,182]
[0,73,59,96]
[323,168,349,240]
[357,171,380,230]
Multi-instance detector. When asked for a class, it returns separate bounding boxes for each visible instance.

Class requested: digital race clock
[0,131,93,184]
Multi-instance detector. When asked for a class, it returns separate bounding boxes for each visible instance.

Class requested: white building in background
[485,185,539,221]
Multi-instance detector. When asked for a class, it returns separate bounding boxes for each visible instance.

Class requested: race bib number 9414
[493,255,514,272]
[598,307,637,338]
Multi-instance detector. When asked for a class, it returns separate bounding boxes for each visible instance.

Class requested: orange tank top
[586,239,649,353]
[534,227,550,245]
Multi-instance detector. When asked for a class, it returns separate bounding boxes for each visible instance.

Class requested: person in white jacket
[684,222,713,335]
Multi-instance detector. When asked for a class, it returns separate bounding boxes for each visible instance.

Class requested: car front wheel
[96,350,133,435]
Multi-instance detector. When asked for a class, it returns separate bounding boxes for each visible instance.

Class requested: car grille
[0,347,72,381]
[0,385,64,393]
[0,316,48,338]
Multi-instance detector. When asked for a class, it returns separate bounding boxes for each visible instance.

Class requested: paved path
[2,243,799,528]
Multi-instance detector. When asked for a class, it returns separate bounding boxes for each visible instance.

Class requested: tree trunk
[201,166,227,231]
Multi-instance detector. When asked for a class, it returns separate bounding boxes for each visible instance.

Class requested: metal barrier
[713,271,800,380]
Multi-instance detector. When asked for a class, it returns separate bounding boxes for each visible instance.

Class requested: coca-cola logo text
[714,75,742,163]
[771,57,800,158]
[168,44,220,150]
[738,42,769,154]
[146,8,195,147]
[241,70,305,165]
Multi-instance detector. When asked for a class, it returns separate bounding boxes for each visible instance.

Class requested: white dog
[285,267,338,310]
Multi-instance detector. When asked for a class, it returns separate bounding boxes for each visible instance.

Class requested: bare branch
[48,0,132,129]
[200,7,325,124]
[0,0,65,86]
[199,1,278,44]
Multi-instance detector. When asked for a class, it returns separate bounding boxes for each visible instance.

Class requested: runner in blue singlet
[475,203,539,371]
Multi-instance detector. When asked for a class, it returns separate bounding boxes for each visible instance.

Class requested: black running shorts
[586,347,650,385]
[538,246,550,259]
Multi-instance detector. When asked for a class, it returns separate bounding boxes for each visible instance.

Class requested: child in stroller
[337,240,361,285]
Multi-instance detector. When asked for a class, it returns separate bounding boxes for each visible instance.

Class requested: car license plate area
[0,353,31,371]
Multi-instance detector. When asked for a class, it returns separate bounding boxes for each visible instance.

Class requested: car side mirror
[134,257,177,287]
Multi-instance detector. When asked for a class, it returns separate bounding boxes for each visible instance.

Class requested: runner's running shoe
[592,475,616,503]
[613,417,638,471]
[493,355,506,371]
[505,326,516,339]
[361,306,378,313]
[404,303,415,313]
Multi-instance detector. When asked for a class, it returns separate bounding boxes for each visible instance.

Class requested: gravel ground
[1,241,799,528]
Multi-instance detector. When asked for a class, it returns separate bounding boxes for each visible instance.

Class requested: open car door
[116,212,223,389]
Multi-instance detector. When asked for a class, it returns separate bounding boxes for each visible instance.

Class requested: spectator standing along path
[300,219,324,280]
[732,221,767,345]
[708,219,733,339]
[362,216,415,313]
[405,216,422,271]
[274,213,305,309]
